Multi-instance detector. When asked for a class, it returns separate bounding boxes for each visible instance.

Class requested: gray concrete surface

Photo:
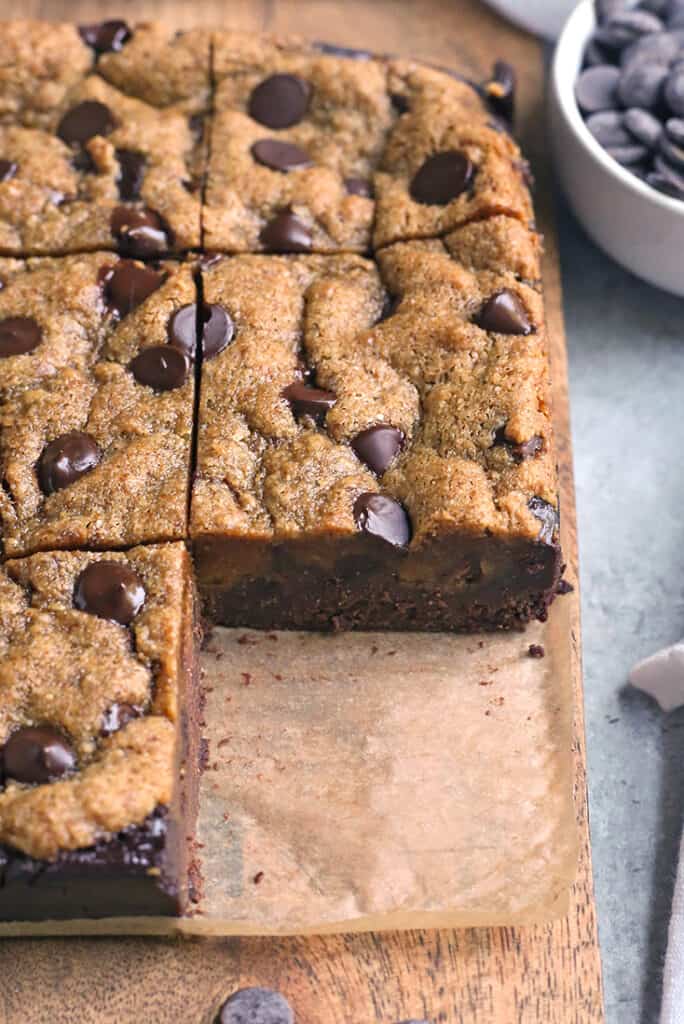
[557,197,684,1024]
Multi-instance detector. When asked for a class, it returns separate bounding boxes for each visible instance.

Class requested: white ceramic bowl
[549,0,684,295]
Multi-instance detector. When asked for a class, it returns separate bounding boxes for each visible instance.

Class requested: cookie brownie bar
[191,221,560,630]
[203,34,531,254]
[0,543,200,919]
[0,21,209,256]
[0,253,196,558]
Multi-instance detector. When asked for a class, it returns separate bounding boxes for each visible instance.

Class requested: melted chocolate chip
[71,149,96,173]
[528,496,559,544]
[74,560,146,624]
[475,290,532,334]
[344,176,374,197]
[282,381,336,422]
[483,60,516,123]
[409,150,474,205]
[102,260,165,318]
[260,211,312,253]
[3,727,76,785]
[0,317,42,358]
[201,304,233,359]
[353,492,411,548]
[492,426,543,461]
[57,101,115,147]
[101,703,141,737]
[116,150,146,201]
[251,139,311,172]
[130,345,190,391]
[167,303,234,360]
[110,206,170,258]
[391,92,410,114]
[351,426,404,475]
[78,19,132,53]
[0,160,17,183]
[38,432,101,494]
[248,74,311,129]
[378,293,400,322]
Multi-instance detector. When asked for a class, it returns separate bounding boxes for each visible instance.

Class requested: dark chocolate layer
[0,808,179,920]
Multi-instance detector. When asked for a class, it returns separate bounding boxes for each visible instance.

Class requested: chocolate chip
[282,381,336,422]
[585,110,633,147]
[344,176,374,197]
[219,988,294,1024]
[647,167,684,196]
[167,303,233,360]
[38,432,101,494]
[201,304,233,359]
[102,260,165,317]
[74,560,146,624]
[78,19,132,53]
[620,29,680,68]
[0,317,42,358]
[251,138,311,172]
[101,703,141,737]
[3,727,76,785]
[110,206,170,257]
[391,92,410,114]
[528,644,545,658]
[606,142,650,164]
[353,492,411,548]
[660,132,684,168]
[666,116,684,144]
[596,10,664,49]
[351,426,404,475]
[248,74,311,129]
[116,150,146,201]
[409,150,474,205]
[493,427,543,461]
[666,66,684,114]
[624,107,663,147]
[575,65,621,113]
[528,496,559,543]
[130,345,190,391]
[314,41,373,59]
[617,62,668,109]
[71,149,96,174]
[0,160,17,182]
[57,101,115,146]
[557,578,574,595]
[475,290,532,334]
[260,211,312,253]
[483,60,516,123]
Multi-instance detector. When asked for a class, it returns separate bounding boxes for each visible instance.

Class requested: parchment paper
[0,589,577,938]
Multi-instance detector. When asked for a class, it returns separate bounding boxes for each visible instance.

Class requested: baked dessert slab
[203,34,532,255]
[0,253,197,559]
[0,542,201,919]
[191,222,561,631]
[0,20,209,256]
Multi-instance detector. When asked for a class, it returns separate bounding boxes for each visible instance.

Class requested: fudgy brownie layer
[0,808,180,920]
[196,532,561,632]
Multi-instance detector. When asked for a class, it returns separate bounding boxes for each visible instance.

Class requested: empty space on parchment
[194,594,577,935]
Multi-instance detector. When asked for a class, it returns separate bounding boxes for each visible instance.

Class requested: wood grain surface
[0,1,605,1020]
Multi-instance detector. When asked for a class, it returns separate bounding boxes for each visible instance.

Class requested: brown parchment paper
[0,592,576,938]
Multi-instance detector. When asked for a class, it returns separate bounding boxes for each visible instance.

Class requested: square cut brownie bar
[0,253,197,558]
[0,542,200,919]
[204,32,392,254]
[191,224,560,630]
[204,34,530,255]
[372,60,534,249]
[0,20,209,256]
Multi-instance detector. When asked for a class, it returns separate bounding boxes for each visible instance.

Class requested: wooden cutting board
[0,0,605,1020]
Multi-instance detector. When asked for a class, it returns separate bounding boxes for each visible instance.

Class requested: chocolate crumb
[528,643,545,658]
[253,871,264,884]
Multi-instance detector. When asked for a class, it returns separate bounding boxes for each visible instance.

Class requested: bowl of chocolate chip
[550,0,684,295]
